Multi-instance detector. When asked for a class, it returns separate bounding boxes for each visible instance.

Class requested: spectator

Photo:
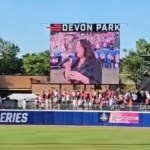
[61,95,66,103]
[18,87,150,111]
[45,98,49,110]
[22,99,26,110]
[78,97,83,110]
[109,96,115,110]
[132,92,138,104]
[73,97,77,110]
[84,99,89,110]
[42,91,46,99]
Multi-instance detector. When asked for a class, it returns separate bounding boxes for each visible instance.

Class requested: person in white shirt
[98,93,102,101]
[61,95,66,103]
[22,99,26,109]
[78,98,83,110]
[109,97,116,110]
[41,101,45,109]
[125,91,131,100]
[66,93,70,103]
[49,97,53,110]
[53,96,58,109]
[147,93,150,100]
[93,90,97,98]
[132,92,137,101]
[146,91,150,99]
[62,89,66,97]
[84,99,89,110]
[89,100,93,110]
[45,98,49,110]
[72,90,76,98]
[73,98,77,109]
[54,90,58,96]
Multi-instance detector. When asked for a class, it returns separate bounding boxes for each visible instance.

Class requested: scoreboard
[50,23,120,32]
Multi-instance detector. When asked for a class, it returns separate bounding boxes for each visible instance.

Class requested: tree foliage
[136,39,150,55]
[23,50,50,75]
[121,39,150,83]
[0,38,50,75]
[121,51,141,82]
[0,38,22,74]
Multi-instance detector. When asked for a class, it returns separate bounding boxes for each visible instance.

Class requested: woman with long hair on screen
[63,39,102,84]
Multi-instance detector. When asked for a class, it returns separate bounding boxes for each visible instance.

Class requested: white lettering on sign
[0,113,28,123]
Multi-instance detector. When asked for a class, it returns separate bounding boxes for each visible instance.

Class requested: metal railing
[26,102,150,112]
[1,100,150,111]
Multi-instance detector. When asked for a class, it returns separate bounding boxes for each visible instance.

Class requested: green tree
[136,39,150,55]
[23,50,50,75]
[0,38,22,74]
[121,50,141,82]
[121,39,150,85]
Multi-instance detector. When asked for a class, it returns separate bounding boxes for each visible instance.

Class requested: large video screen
[50,23,120,84]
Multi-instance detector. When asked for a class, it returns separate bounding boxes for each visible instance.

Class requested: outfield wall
[0,110,150,127]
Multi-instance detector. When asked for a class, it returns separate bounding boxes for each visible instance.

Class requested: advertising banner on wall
[109,112,139,124]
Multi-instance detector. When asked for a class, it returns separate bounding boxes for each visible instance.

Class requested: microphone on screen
[58,53,77,68]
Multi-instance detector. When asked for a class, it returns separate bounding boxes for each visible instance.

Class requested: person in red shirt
[146,98,150,105]
[84,91,88,99]
[47,90,51,99]
[42,91,46,100]
[80,90,85,99]
[86,91,90,99]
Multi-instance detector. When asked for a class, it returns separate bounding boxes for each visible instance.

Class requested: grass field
[0,126,150,150]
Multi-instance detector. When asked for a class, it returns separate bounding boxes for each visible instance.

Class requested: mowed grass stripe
[1,145,150,150]
[0,126,150,150]
[0,143,150,145]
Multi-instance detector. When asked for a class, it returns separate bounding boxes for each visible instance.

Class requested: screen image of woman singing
[63,39,102,84]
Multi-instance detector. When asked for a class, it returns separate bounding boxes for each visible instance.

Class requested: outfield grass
[0,126,150,150]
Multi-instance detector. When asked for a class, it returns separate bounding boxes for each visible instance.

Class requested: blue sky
[0,0,150,57]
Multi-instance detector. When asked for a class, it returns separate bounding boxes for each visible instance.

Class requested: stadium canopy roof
[6,93,38,101]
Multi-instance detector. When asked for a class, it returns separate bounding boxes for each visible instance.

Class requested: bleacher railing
[1,101,150,111]
[26,103,150,111]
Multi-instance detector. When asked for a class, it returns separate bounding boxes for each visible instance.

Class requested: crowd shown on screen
[94,43,120,69]
[32,88,150,110]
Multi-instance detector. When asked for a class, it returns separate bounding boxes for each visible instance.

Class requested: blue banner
[0,110,150,127]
